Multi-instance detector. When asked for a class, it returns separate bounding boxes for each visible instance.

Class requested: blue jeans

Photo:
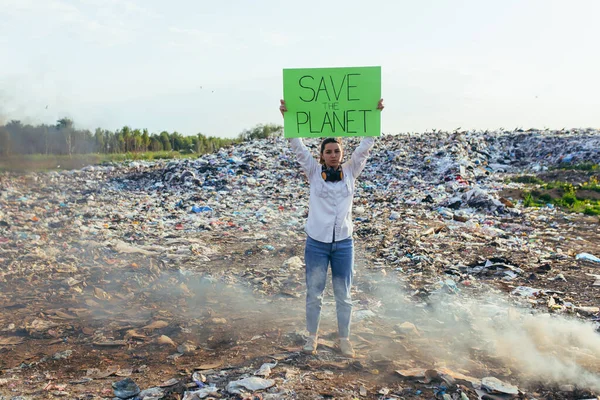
[304,236,354,338]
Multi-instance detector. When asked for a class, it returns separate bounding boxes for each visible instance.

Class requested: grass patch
[522,182,600,215]
[553,162,599,171]
[583,206,600,216]
[565,199,600,215]
[101,151,197,162]
[523,193,600,214]
[545,181,586,193]
[542,178,600,193]
[523,191,543,207]
[517,177,599,193]
[0,151,198,172]
[511,175,545,184]
[0,154,102,172]
[538,193,552,202]
[580,176,600,192]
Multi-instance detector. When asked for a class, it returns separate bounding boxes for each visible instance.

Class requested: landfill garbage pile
[0,128,600,399]
[108,128,600,219]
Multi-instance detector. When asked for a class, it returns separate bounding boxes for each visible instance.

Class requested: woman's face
[322,143,343,168]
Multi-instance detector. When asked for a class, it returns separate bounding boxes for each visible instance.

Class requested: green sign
[282,66,381,138]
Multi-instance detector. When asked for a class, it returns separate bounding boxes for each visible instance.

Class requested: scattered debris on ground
[1,129,599,399]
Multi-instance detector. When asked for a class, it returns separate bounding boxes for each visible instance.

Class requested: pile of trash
[1,128,600,399]
[1,128,599,300]
[105,128,600,219]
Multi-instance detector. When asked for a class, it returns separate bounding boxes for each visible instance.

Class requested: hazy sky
[1,0,599,138]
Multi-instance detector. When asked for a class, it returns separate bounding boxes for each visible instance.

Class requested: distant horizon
[2,117,598,140]
[2,0,599,138]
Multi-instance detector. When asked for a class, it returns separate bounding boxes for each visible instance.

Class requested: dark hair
[319,138,343,165]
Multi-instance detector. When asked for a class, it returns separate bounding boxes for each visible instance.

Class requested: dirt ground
[500,169,600,204]
[536,170,600,185]
[1,168,600,399]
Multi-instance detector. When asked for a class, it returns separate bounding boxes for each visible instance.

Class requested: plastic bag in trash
[576,253,600,263]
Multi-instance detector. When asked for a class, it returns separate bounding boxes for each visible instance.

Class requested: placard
[283,66,381,138]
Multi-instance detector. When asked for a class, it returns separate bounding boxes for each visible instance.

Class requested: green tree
[121,126,132,152]
[171,132,184,151]
[181,136,194,153]
[197,133,208,153]
[150,137,163,151]
[0,118,243,157]
[94,128,105,153]
[106,130,118,153]
[191,136,200,153]
[57,118,75,156]
[159,131,172,151]
[0,126,10,156]
[132,129,142,152]
[141,129,150,152]
[117,132,125,153]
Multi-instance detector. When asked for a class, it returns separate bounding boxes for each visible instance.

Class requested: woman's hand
[279,99,287,117]
[377,98,384,111]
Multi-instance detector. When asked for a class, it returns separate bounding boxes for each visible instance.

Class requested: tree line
[0,118,283,156]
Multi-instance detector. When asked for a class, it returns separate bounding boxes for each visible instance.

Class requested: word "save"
[298,74,361,103]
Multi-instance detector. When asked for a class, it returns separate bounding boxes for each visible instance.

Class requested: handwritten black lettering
[332,110,345,132]
[331,75,346,101]
[315,77,331,102]
[298,75,315,102]
[296,111,309,131]
[308,112,320,133]
[359,110,371,132]
[292,69,375,136]
[346,110,356,133]
[347,73,360,101]
[320,112,333,132]
[322,102,340,110]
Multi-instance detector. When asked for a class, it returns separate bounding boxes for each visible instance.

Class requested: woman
[279,98,384,357]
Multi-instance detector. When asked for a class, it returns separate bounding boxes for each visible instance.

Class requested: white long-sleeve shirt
[289,137,375,243]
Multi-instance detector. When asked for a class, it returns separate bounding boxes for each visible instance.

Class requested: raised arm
[346,137,375,178]
[289,138,320,178]
[281,99,320,178]
[346,98,384,178]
